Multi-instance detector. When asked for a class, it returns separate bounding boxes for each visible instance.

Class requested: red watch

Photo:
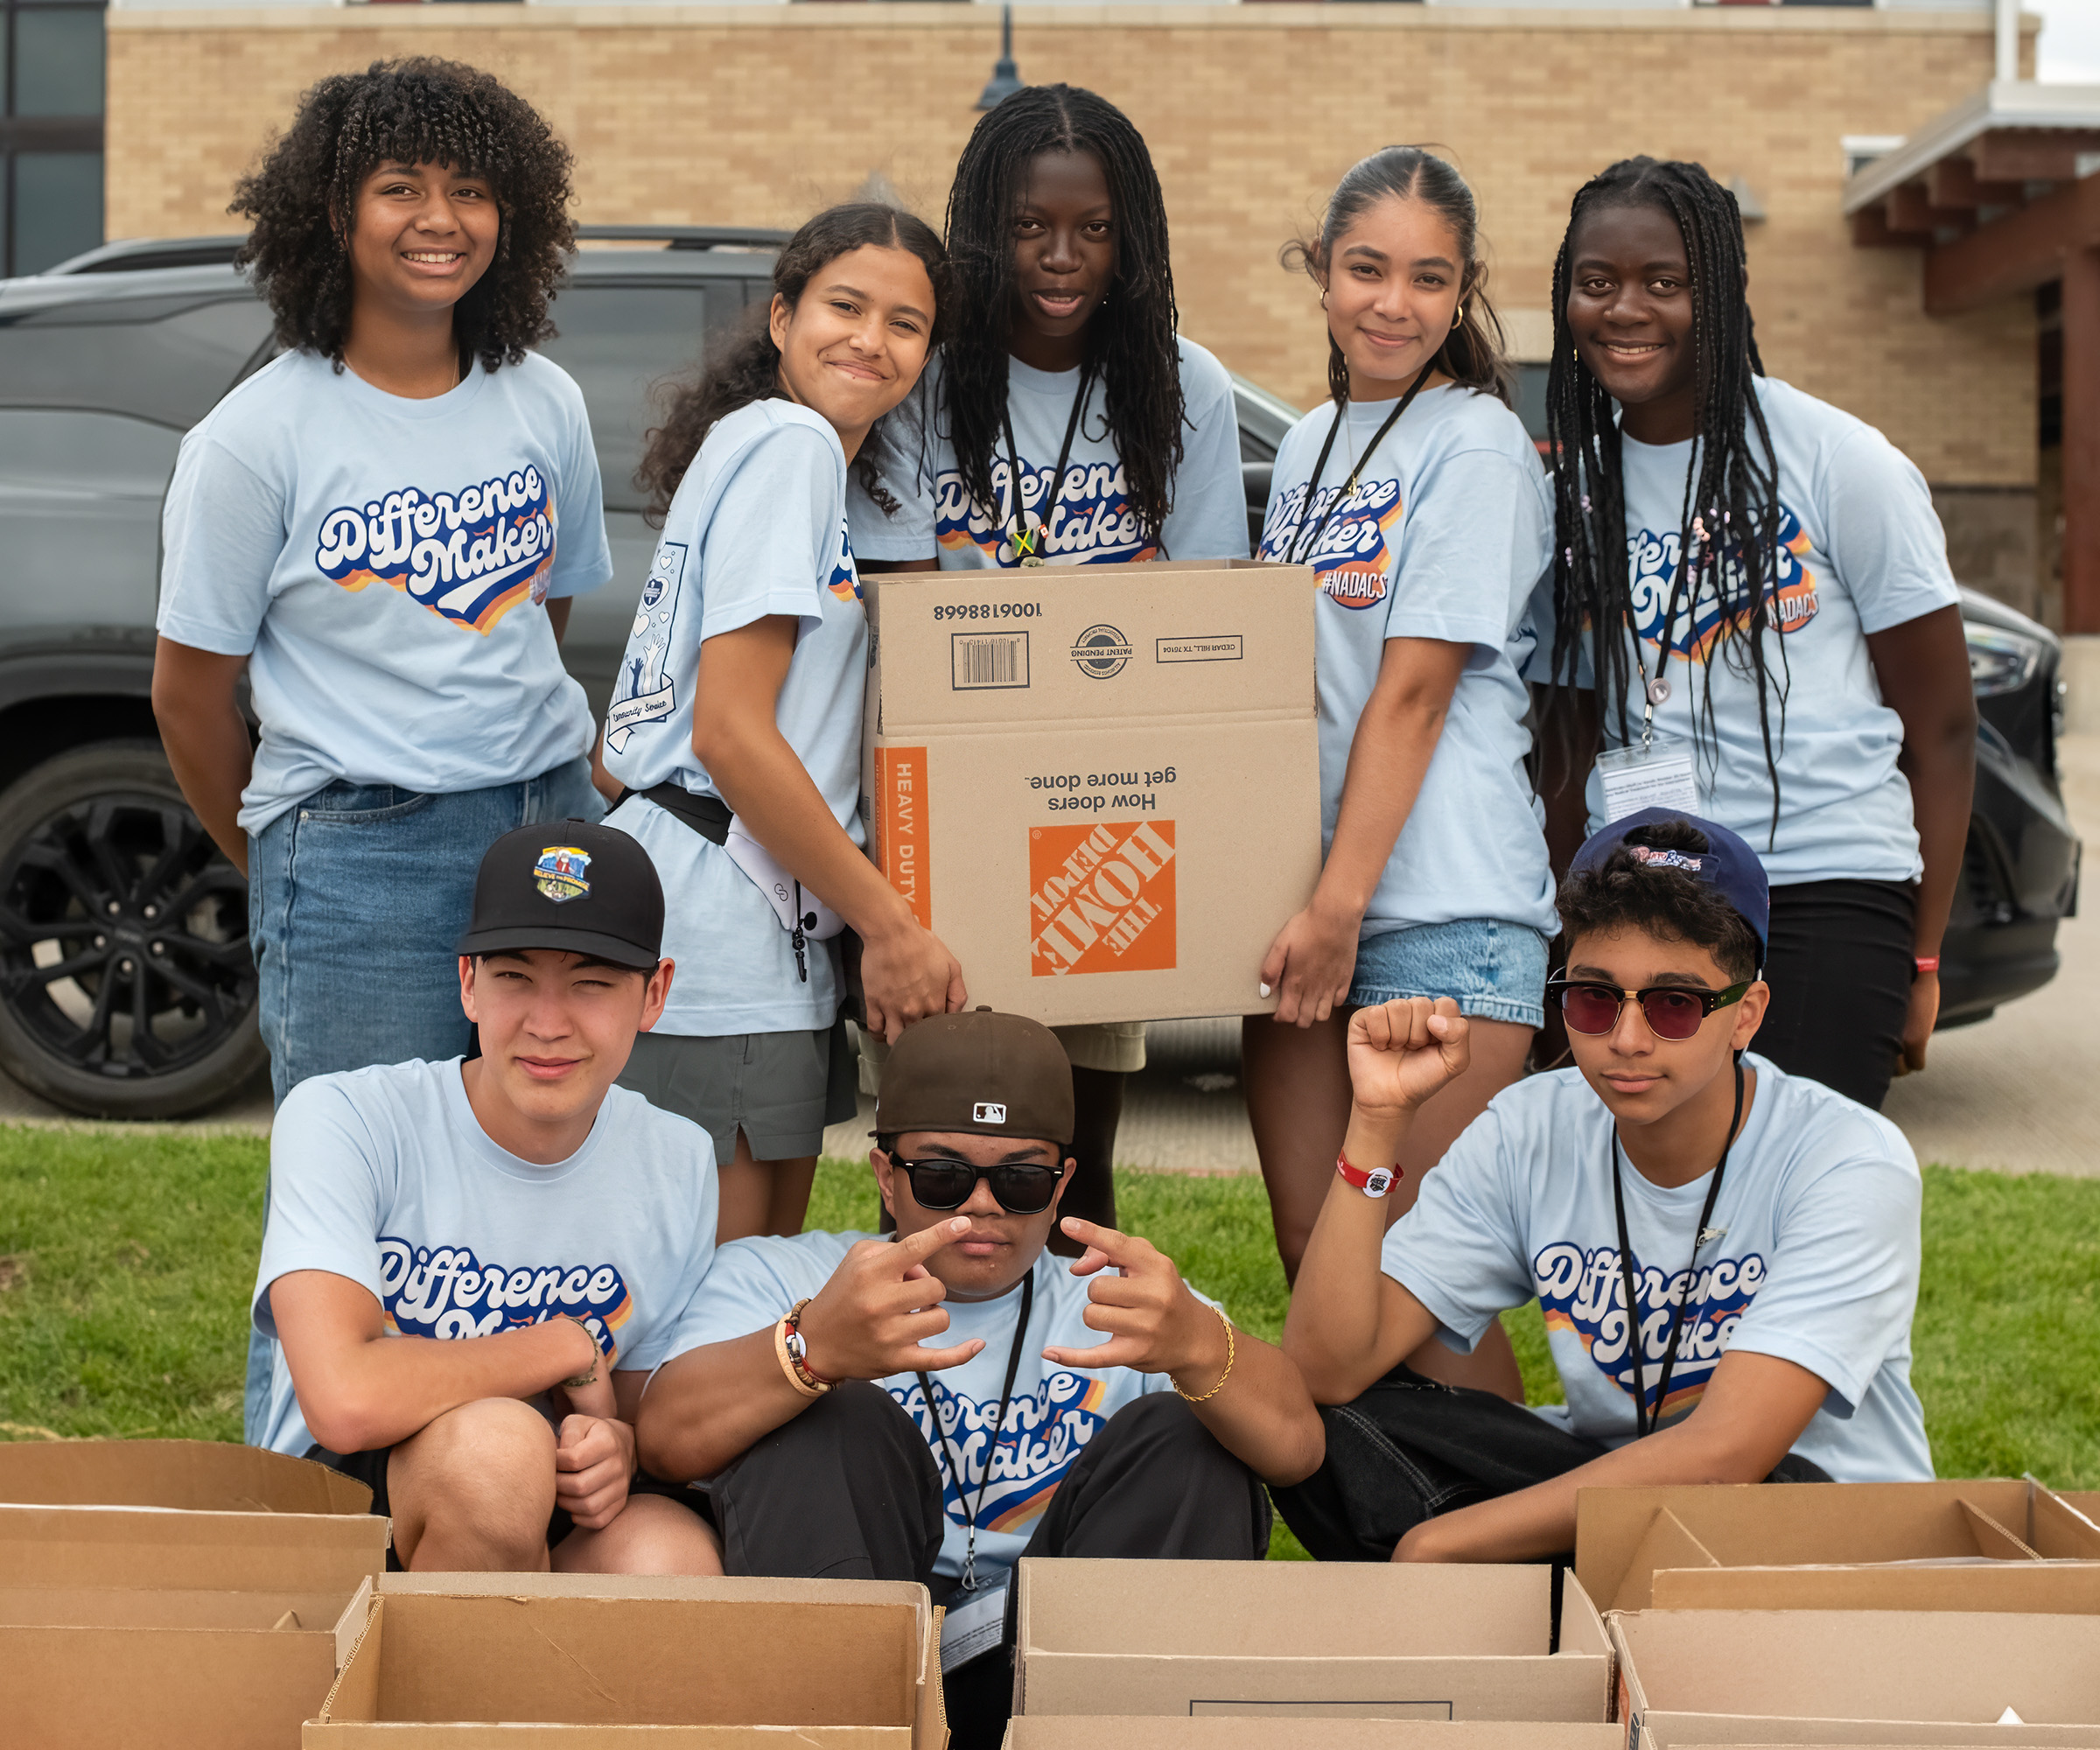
[1337,1152,1404,1199]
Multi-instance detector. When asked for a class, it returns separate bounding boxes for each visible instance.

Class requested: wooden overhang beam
[1924,170,2100,315]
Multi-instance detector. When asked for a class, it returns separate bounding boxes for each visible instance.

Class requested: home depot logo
[1028,821,1176,976]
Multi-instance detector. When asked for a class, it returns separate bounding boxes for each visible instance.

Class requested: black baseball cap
[455,822,664,971]
[1568,808,1770,968]
[877,1009,1074,1146]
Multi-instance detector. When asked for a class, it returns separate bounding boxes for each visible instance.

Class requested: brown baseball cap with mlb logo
[878,1009,1074,1145]
[455,822,664,971]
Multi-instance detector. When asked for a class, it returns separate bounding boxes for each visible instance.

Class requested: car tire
[0,740,267,1118]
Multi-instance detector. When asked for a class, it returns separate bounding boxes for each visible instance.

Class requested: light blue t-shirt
[846,340,1248,567]
[1383,1053,1932,1483]
[661,1233,1217,1587]
[600,399,866,1036]
[158,350,611,834]
[1534,376,1960,883]
[1256,384,1558,939]
[251,1057,718,1460]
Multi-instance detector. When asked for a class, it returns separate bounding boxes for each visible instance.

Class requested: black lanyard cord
[1001,365,1096,565]
[1284,361,1436,570]
[1611,1056,1745,1438]
[915,1269,1034,1592]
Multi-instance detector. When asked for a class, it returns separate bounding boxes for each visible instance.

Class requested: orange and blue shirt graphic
[314,465,558,634]
[935,458,1156,567]
[1627,504,1822,664]
[892,1368,1116,1543]
[377,1236,634,1362]
[1256,476,1406,611]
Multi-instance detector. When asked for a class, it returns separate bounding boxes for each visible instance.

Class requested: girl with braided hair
[1531,156,1976,1112]
[1244,149,1557,1397]
[850,84,1247,1243]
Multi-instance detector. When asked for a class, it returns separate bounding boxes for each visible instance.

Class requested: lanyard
[1001,365,1096,569]
[916,1270,1033,1592]
[1627,507,1718,744]
[1283,364,1435,570]
[1610,1056,1744,1439]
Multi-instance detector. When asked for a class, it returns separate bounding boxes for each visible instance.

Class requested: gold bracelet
[555,1314,600,1389]
[1172,1304,1236,1404]
[774,1304,827,1399]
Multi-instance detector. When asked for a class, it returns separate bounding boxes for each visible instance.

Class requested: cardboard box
[1576,1481,2100,1614]
[1614,1607,2100,1746]
[309,1578,944,1747]
[1011,1558,1613,1722]
[1,1502,384,1750]
[862,560,1320,1026]
[0,1436,374,1514]
[1006,1722,1624,1749]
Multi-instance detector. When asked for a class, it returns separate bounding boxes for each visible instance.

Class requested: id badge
[939,1578,1010,1674]
[1596,733,1699,822]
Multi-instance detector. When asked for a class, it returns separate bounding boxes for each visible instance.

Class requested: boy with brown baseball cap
[638,1008,1323,1748]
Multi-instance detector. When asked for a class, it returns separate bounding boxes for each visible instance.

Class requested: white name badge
[939,1578,1010,1674]
[1596,734,1699,822]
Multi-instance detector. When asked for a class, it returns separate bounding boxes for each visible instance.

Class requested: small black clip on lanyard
[1002,365,1096,569]
[1611,1056,1744,1439]
[916,1269,1034,1592]
[1284,361,1436,570]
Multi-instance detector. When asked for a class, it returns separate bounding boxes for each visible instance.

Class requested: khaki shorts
[856,1018,1145,1096]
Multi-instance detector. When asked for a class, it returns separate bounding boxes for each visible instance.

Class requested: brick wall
[108,3,2033,493]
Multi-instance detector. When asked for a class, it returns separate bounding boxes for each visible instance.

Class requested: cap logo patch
[972,1102,1007,1124]
[534,845,592,904]
[1631,846,1704,872]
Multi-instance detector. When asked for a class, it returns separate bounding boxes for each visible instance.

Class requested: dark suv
[0,235,2081,1116]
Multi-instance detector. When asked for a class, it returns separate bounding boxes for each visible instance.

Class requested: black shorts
[304,1443,708,1572]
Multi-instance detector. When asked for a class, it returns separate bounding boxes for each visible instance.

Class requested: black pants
[1757,878,1915,1111]
[708,1384,1270,1748]
[1271,1367,1830,1564]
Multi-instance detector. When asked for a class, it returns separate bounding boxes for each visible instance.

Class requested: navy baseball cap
[455,822,664,971]
[1568,808,1769,969]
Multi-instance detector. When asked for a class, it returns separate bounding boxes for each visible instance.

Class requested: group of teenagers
[147,55,1970,1745]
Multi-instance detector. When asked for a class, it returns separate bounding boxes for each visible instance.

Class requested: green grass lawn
[3,1128,2096,1520]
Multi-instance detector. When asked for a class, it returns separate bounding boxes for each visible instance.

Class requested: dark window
[3,0,104,276]
[1516,361,1550,444]
[0,292,274,426]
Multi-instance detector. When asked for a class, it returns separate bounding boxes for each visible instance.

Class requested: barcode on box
[951,632,1030,690]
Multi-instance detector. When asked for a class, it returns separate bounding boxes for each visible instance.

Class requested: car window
[0,408,183,497]
[0,293,273,428]
[535,281,743,514]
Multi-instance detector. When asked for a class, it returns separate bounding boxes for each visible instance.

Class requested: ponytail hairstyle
[1541,156,1787,843]
[1283,144,1513,410]
[942,83,1186,550]
[636,202,948,524]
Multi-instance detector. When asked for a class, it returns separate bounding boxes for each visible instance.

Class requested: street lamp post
[976,4,1024,112]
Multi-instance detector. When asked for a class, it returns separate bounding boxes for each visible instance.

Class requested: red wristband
[1336,1152,1404,1199]
[1913,956,1941,976]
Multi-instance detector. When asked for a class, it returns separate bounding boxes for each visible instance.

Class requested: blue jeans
[1347,917,1550,1030]
[242,756,601,1439]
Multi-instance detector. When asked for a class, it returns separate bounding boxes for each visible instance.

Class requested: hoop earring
[1453,304,1466,328]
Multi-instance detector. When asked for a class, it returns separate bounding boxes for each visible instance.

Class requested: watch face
[1366,1168,1394,1196]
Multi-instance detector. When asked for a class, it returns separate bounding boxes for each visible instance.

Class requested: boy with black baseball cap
[638,1007,1324,1747]
[251,822,723,1576]
[1278,809,1933,1564]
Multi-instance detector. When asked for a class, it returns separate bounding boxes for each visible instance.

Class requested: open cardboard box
[1006,1722,1625,1748]
[0,1437,373,1514]
[309,1578,944,1747]
[1011,1558,1613,1721]
[862,559,1320,1027]
[1577,1481,2100,1614]
[1614,1606,2100,1746]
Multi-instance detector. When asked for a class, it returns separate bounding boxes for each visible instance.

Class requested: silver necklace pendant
[1645,677,1672,707]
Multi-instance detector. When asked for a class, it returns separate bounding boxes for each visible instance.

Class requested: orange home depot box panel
[864,561,1320,1026]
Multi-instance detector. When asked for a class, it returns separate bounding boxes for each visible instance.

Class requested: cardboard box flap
[1003,1721,1624,1748]
[0,1573,369,1643]
[0,1438,372,1515]
[1650,1561,2100,1614]
[1610,1508,1723,1613]
[2033,1491,2100,1559]
[0,1502,387,1592]
[1961,1498,2041,1560]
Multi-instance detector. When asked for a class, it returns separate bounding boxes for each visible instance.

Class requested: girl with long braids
[850,84,1247,1241]
[604,205,965,1243]
[1533,156,1976,1112]
[1247,148,1557,1394]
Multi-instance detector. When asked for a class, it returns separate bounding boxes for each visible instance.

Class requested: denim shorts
[1347,917,1550,1029]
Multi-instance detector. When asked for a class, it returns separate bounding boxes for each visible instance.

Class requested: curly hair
[231,58,576,374]
[636,203,949,523]
[942,84,1186,551]
[1557,816,1760,984]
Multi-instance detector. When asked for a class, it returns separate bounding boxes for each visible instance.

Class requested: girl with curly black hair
[849,84,1247,1242]
[1531,157,1976,1112]
[152,58,609,1438]
[602,204,962,1243]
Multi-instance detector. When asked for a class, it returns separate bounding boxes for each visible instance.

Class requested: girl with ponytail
[1248,148,1557,1388]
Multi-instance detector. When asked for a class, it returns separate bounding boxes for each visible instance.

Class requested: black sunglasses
[1547,976,1753,1042]
[895,1158,1063,1215]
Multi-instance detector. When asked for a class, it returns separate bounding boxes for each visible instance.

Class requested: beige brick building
[107,3,2038,604]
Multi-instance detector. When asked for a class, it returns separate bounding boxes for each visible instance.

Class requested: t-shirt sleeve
[652,1236,803,1367]
[251,1077,389,1339]
[1159,347,1250,562]
[1722,1141,1922,1414]
[1817,427,1960,635]
[1377,1107,1535,1352]
[697,421,843,642]
[846,388,939,563]
[156,432,287,657]
[544,373,613,601]
[619,1116,723,1376]
[1387,445,1544,649]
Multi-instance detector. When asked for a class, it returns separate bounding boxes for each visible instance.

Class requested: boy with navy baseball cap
[1276,809,1933,1564]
